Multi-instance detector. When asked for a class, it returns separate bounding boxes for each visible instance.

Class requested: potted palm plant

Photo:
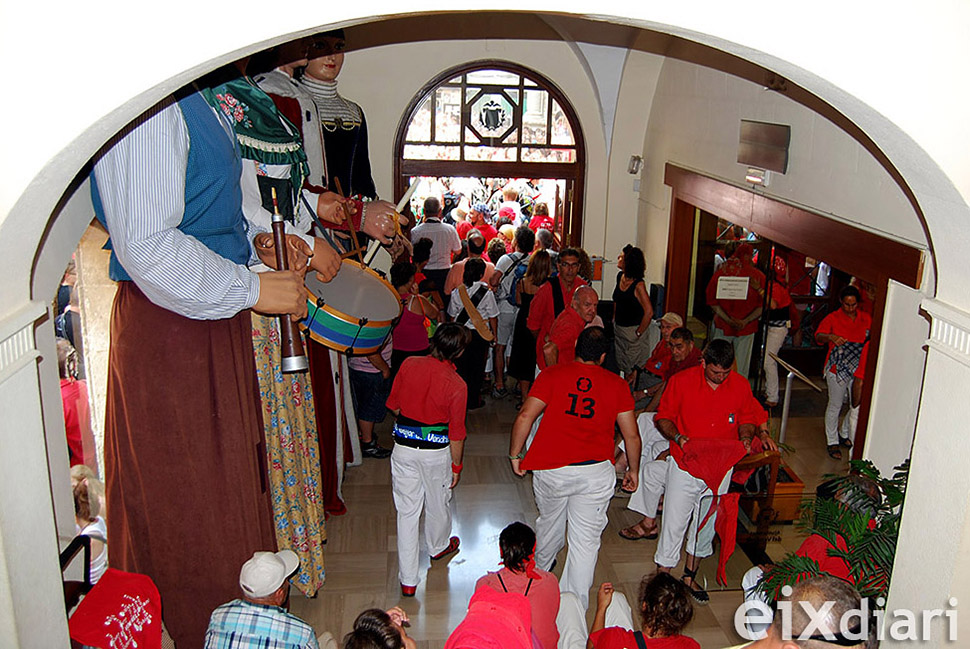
[757,459,909,602]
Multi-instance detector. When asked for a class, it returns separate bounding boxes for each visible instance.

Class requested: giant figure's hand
[253,233,313,274]
[254,270,308,320]
[309,237,341,282]
[316,192,356,224]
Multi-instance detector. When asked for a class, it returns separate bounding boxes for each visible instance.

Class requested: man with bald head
[542,286,599,368]
[728,575,869,648]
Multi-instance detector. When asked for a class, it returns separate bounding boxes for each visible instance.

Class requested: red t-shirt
[815,308,872,374]
[706,258,766,336]
[663,346,702,382]
[770,282,792,309]
[458,221,499,244]
[528,214,555,232]
[475,568,560,649]
[590,628,700,649]
[522,361,634,470]
[542,307,586,369]
[387,356,468,440]
[656,365,763,442]
[527,276,588,353]
[644,338,673,377]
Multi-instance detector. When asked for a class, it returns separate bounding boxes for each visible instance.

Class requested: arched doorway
[393,61,586,246]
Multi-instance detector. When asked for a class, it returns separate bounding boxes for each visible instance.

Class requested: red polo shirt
[387,356,468,440]
[815,308,872,374]
[656,365,763,442]
[705,258,766,336]
[644,338,673,377]
[541,307,586,369]
[522,361,634,471]
[527,276,588,354]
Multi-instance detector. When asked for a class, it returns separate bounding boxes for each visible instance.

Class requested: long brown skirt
[104,283,275,648]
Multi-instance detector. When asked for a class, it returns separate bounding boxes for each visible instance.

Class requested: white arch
[2,4,969,647]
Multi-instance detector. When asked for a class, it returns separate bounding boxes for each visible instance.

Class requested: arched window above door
[401,66,579,164]
[394,61,586,247]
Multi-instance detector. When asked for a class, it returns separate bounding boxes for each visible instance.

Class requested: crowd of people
[62,21,876,648]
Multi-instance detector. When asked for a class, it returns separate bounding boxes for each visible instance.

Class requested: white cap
[239,550,299,598]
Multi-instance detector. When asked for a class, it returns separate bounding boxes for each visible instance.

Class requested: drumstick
[396,177,421,213]
[333,178,366,263]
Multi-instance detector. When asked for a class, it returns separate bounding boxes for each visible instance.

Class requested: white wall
[639,57,927,286]
[863,282,927,475]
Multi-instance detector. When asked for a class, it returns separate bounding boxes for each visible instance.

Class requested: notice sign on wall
[716,276,750,300]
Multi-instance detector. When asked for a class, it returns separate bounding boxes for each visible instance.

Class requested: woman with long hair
[508,250,552,403]
[612,245,654,376]
[389,261,440,381]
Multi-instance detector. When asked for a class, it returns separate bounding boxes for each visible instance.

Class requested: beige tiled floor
[291,380,847,648]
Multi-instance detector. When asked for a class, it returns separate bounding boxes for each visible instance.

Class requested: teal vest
[92,92,250,282]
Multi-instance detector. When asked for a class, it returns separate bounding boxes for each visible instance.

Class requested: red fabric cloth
[476,567,560,649]
[854,342,869,380]
[705,257,766,336]
[663,347,702,382]
[656,366,763,443]
[589,628,700,649]
[796,533,852,581]
[523,361,634,470]
[816,308,872,373]
[673,439,746,586]
[714,492,741,586]
[69,569,163,649]
[387,355,468,439]
[644,338,673,378]
[445,585,534,649]
[542,307,586,369]
[527,276,588,355]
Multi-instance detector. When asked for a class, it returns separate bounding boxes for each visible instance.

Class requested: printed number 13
[565,393,595,419]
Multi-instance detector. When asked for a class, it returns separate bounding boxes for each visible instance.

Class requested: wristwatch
[509,451,525,460]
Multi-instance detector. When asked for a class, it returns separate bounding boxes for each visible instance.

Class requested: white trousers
[533,461,615,610]
[740,566,772,639]
[655,458,732,567]
[391,444,453,587]
[824,372,857,446]
[712,327,755,378]
[626,412,670,518]
[762,325,788,403]
[556,591,634,649]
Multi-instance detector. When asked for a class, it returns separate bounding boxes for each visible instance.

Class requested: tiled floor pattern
[291,380,846,648]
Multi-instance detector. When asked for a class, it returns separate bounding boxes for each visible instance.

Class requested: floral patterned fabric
[251,314,326,596]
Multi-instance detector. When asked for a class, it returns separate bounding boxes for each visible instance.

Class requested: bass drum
[302,260,402,355]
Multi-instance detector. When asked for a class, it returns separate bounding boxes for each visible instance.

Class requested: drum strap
[457,285,495,342]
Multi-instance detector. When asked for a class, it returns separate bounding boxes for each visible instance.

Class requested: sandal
[827,444,843,460]
[839,436,853,449]
[618,520,658,541]
[682,567,709,604]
